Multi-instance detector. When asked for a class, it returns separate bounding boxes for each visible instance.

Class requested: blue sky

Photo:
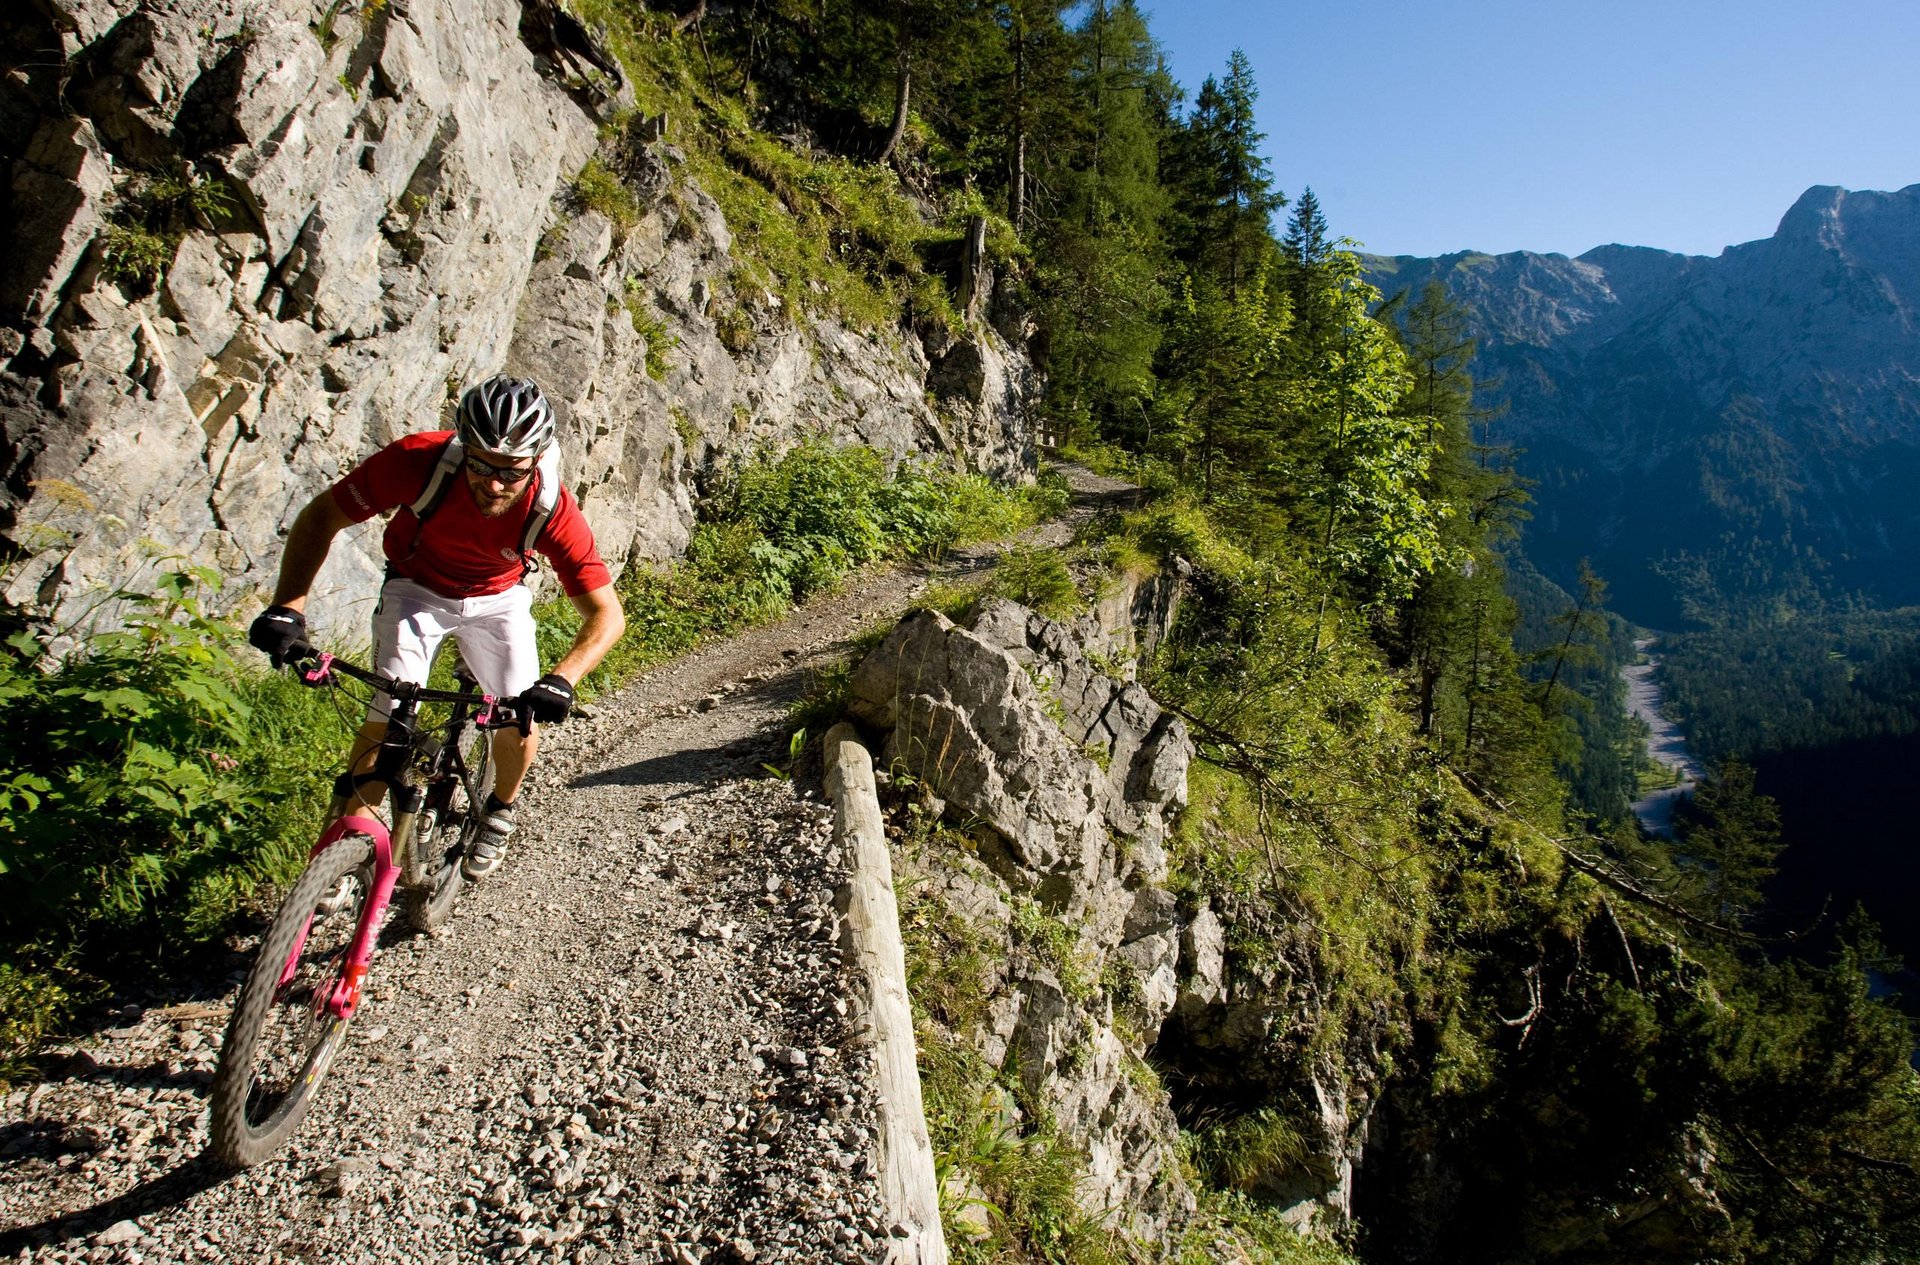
[1145,0,1920,259]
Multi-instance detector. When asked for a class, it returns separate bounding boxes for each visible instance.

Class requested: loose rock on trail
[0,465,1137,1264]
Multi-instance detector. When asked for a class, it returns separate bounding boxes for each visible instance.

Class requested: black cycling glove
[248,605,308,667]
[520,674,574,725]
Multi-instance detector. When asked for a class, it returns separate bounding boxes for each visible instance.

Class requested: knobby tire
[208,835,376,1167]
[404,720,492,931]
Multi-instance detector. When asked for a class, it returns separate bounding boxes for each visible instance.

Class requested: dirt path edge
[824,723,948,1265]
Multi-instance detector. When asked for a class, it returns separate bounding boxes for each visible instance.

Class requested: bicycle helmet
[456,375,556,458]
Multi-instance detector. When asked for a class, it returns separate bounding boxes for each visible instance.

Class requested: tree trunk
[960,214,989,321]
[876,48,912,165]
[1010,18,1027,229]
[1087,0,1105,229]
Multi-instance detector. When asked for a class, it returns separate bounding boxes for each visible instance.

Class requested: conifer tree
[1157,265,1290,509]
[1028,0,1172,440]
[1537,559,1610,712]
[1162,50,1283,294]
[1281,187,1336,361]
[1384,281,1530,737]
[1674,761,1782,925]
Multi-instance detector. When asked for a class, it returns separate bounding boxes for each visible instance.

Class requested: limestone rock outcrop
[846,585,1390,1242]
[845,594,1198,1245]
[1,2,1033,637]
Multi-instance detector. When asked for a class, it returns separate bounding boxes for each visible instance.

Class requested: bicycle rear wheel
[209,835,376,1167]
[405,721,492,931]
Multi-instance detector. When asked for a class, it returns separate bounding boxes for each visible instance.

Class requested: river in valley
[1622,637,1706,836]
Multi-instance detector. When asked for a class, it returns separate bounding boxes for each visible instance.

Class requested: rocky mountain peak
[1364,181,1920,622]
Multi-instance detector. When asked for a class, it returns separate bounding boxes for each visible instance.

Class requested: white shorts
[366,576,540,721]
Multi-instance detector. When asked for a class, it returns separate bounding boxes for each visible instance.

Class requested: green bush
[1188,1107,1310,1191]
[987,544,1082,619]
[536,440,1061,701]
[2,572,267,941]
[572,156,641,231]
[0,570,338,1072]
[98,168,235,289]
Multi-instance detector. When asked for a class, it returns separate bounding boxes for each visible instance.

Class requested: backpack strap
[401,437,469,561]
[518,444,563,558]
[402,436,564,572]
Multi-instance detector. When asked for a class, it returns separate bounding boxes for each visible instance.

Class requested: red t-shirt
[330,431,613,599]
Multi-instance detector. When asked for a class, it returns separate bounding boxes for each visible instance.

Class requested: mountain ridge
[1363,181,1920,623]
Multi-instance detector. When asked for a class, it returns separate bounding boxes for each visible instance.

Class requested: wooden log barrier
[824,722,949,1265]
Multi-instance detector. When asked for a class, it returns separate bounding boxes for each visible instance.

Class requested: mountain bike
[208,649,526,1167]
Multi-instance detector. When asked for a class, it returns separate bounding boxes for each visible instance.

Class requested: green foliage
[1187,1106,1309,1192]
[1658,594,1920,764]
[1154,266,1292,514]
[910,577,992,622]
[3,572,267,940]
[789,657,857,734]
[1671,760,1781,928]
[1011,897,1093,1003]
[986,544,1082,620]
[98,167,234,289]
[1165,49,1285,294]
[99,225,175,288]
[1177,1188,1361,1264]
[0,571,338,1073]
[899,845,1122,1264]
[573,156,642,231]
[0,957,88,1081]
[622,280,678,379]
[535,440,1053,697]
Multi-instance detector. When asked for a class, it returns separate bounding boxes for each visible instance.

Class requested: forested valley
[594,0,1920,1257]
[3,0,1917,1259]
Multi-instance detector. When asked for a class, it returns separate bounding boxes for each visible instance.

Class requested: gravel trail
[0,464,1135,1265]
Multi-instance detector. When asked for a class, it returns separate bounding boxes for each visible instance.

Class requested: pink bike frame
[273,650,504,1022]
[275,814,396,1021]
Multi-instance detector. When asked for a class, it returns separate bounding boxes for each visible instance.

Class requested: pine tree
[1162,50,1283,294]
[1674,761,1782,926]
[1028,0,1172,440]
[1384,280,1530,737]
[1281,187,1335,358]
[1537,559,1610,712]
[1157,265,1291,509]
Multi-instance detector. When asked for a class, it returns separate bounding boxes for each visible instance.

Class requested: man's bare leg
[325,721,394,823]
[491,727,538,803]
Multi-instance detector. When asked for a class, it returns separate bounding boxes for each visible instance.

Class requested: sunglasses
[464,454,537,484]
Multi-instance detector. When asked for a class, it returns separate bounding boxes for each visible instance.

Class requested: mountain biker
[247,375,626,879]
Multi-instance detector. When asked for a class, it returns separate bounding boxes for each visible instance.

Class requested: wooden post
[824,723,949,1265]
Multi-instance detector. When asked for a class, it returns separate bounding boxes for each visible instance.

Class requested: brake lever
[297,650,334,687]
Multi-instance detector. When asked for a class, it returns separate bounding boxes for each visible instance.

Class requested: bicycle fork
[277,815,398,1021]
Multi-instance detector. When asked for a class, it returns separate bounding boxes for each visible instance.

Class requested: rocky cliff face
[1365,184,1920,623]
[1,1,1033,637]
[846,592,1198,1246]
[842,579,1381,1249]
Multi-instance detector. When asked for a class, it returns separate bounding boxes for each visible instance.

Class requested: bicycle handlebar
[286,647,530,731]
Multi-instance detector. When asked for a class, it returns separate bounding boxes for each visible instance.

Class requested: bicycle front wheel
[209,835,376,1167]
[405,721,492,931]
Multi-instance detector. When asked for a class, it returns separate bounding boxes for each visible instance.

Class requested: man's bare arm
[549,583,626,685]
[271,492,357,612]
